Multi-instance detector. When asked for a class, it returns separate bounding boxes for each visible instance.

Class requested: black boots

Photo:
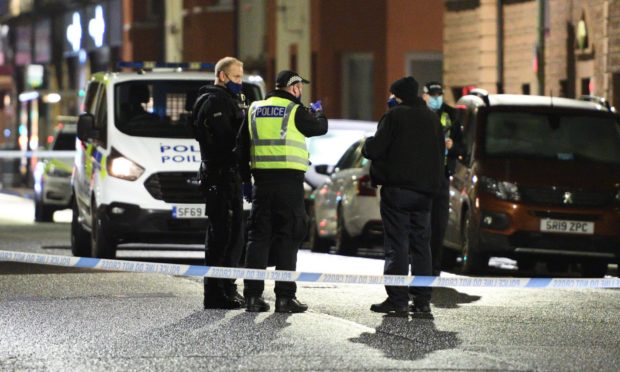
[275,297,308,313]
[370,298,409,316]
[245,296,270,312]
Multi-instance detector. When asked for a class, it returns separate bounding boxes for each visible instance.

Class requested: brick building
[444,0,620,109]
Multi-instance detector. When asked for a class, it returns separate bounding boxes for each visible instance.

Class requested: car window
[485,111,620,164]
[335,141,361,171]
[83,82,101,114]
[307,129,368,167]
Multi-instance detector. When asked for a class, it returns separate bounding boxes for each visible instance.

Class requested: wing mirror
[314,164,332,175]
[77,113,98,141]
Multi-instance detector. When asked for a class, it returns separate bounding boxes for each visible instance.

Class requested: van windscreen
[484,111,620,165]
[114,81,262,138]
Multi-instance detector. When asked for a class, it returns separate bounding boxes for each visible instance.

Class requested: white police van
[71,62,265,258]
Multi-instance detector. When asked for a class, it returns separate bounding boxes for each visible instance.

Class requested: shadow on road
[350,316,460,362]
[431,287,481,309]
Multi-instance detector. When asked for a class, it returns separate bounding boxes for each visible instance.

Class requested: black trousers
[380,186,433,307]
[430,176,450,276]
[203,172,244,296]
[244,173,308,298]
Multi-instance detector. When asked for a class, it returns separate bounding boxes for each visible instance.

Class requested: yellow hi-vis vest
[249,96,309,171]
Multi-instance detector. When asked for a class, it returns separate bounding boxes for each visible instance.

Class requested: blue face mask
[428,96,443,111]
[226,80,243,95]
[387,97,398,108]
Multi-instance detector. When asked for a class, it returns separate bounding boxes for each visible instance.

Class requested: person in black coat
[193,57,247,310]
[362,76,444,316]
[423,81,464,276]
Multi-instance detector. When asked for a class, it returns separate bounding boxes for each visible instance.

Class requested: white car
[33,118,77,222]
[308,138,382,255]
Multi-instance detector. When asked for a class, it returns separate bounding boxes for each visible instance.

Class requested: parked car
[442,91,620,276]
[33,117,77,222]
[308,138,382,255]
[304,120,376,252]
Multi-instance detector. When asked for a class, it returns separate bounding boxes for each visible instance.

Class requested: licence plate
[172,205,207,219]
[540,218,594,235]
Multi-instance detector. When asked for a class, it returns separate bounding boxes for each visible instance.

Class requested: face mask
[226,80,243,95]
[428,96,443,111]
[387,97,398,108]
[224,72,243,95]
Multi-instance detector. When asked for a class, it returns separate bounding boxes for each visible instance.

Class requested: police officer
[422,81,463,276]
[193,57,247,309]
[363,76,444,316]
[236,70,328,313]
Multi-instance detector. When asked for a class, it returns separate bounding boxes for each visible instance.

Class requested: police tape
[0,150,76,159]
[1,249,619,289]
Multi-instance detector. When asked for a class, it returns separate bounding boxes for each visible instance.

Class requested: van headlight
[615,190,620,205]
[479,176,520,201]
[107,148,144,181]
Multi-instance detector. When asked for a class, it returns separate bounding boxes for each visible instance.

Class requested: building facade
[444,0,620,108]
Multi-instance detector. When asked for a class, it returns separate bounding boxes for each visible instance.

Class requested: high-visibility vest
[440,111,452,134]
[249,96,309,171]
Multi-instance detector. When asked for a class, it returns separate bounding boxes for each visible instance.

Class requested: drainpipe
[497,0,504,93]
[537,0,545,94]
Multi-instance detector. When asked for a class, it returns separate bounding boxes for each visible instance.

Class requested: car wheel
[460,210,488,275]
[71,198,91,257]
[34,197,54,222]
[91,201,117,259]
[308,211,332,253]
[580,262,608,278]
[335,205,357,256]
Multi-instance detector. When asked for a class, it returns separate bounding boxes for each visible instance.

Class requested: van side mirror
[314,164,331,175]
[77,113,96,141]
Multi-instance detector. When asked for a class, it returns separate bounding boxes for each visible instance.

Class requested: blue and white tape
[0,150,76,159]
[1,250,619,289]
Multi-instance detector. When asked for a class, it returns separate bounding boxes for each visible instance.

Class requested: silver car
[33,118,77,222]
[308,138,382,255]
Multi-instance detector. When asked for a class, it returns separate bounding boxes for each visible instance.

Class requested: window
[342,53,374,120]
[335,141,361,171]
[83,82,101,114]
[484,110,620,164]
[406,52,442,92]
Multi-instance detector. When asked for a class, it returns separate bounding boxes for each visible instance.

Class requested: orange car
[442,92,620,277]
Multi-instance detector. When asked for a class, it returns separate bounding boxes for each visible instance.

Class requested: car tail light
[356,175,376,196]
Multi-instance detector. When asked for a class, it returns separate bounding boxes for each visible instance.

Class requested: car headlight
[479,176,520,201]
[107,149,144,181]
[615,190,620,205]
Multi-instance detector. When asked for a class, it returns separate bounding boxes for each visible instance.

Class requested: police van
[71,62,265,258]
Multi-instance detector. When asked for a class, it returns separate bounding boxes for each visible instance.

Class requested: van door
[74,81,104,223]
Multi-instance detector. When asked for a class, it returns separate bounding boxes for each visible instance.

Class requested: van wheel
[91,202,117,259]
[335,206,357,256]
[580,262,608,278]
[517,258,536,272]
[34,198,54,222]
[309,209,332,253]
[460,211,488,275]
[71,198,91,257]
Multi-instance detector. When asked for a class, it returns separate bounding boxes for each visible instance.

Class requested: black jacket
[236,89,328,183]
[363,97,444,195]
[193,85,246,169]
[434,103,464,177]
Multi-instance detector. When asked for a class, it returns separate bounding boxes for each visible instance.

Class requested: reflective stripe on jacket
[249,96,309,171]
